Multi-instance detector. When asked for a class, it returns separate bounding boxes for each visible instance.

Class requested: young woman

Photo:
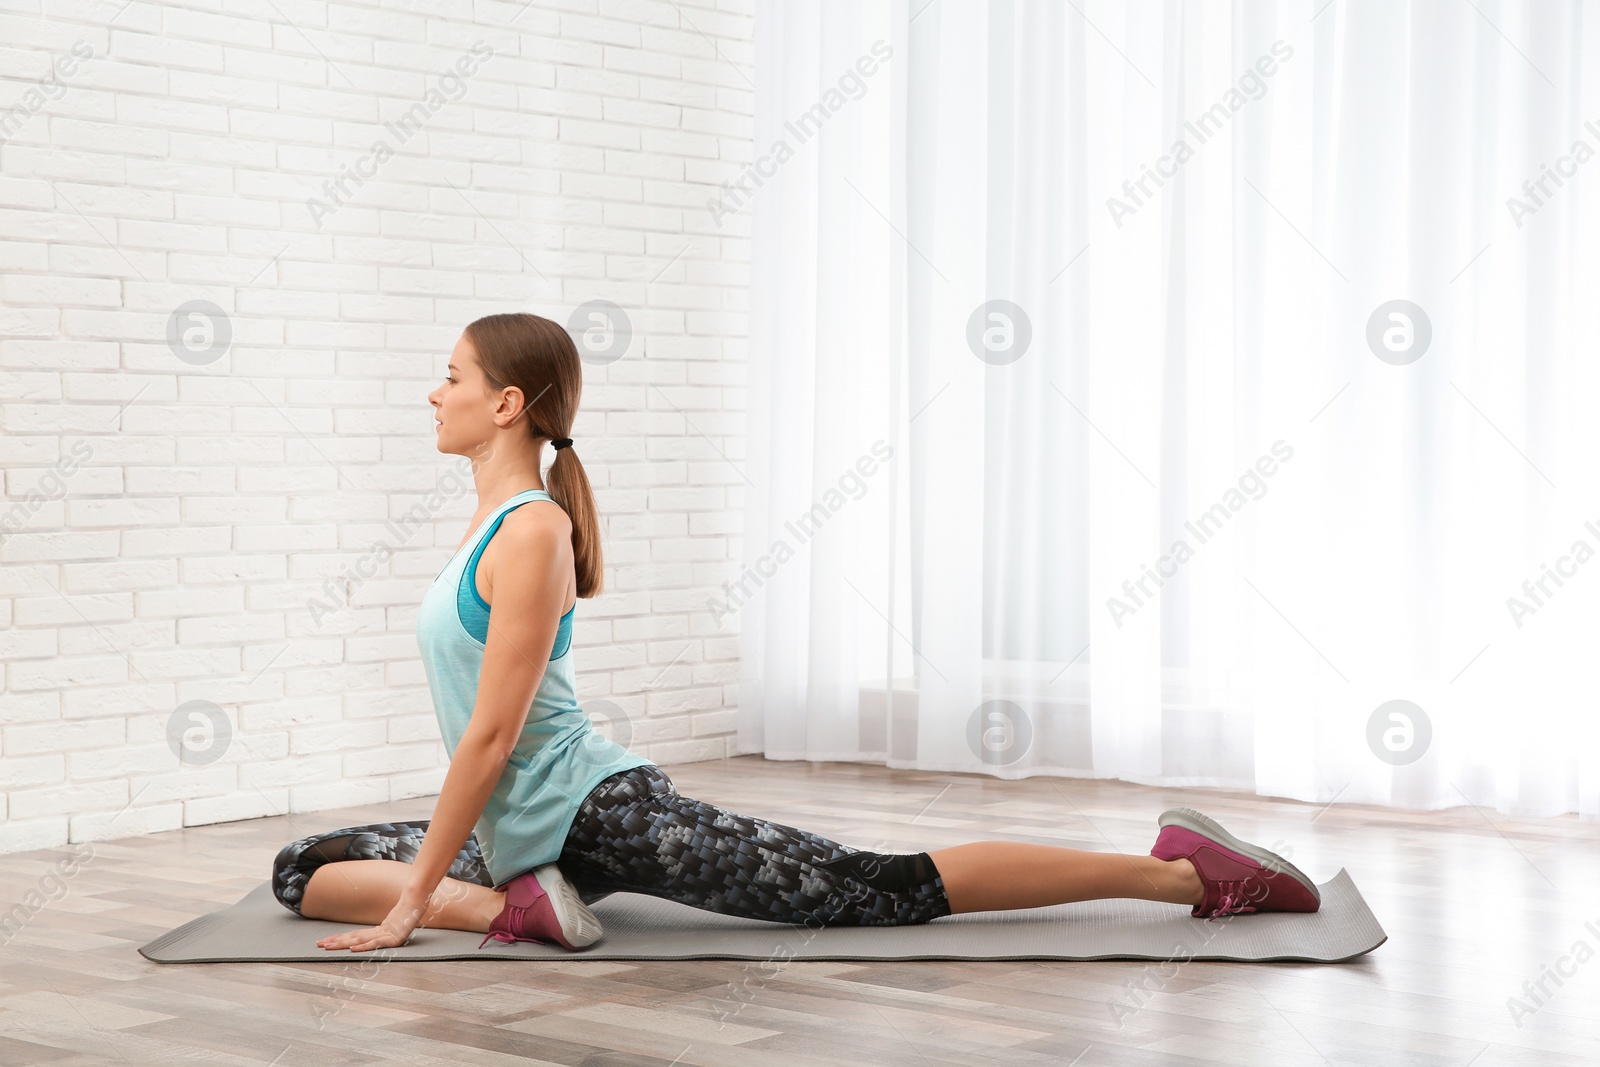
[271,312,1321,954]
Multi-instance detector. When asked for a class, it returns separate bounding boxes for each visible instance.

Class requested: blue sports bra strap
[465,490,551,609]
[456,489,573,652]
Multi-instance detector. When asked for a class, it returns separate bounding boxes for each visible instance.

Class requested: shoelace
[478,929,549,949]
[479,898,550,949]
[1203,879,1259,922]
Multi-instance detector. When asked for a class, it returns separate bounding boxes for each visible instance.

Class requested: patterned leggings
[271,764,951,927]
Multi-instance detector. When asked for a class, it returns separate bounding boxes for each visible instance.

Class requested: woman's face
[428,334,497,457]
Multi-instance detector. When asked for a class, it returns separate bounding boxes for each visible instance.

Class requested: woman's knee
[269,824,389,916]
[810,850,951,925]
[270,838,315,915]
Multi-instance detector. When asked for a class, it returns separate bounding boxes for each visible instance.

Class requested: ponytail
[464,312,604,598]
[544,442,603,597]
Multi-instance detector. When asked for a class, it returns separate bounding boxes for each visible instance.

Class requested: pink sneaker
[478,864,602,950]
[1150,807,1321,920]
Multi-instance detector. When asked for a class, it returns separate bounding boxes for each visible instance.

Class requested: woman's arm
[403,511,573,907]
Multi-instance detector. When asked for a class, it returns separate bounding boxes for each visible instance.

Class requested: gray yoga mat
[139,868,1384,964]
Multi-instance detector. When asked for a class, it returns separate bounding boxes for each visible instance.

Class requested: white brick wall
[0,0,754,857]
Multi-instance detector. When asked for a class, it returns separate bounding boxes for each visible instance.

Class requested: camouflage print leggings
[271,764,951,927]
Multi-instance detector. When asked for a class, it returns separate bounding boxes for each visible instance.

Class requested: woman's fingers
[316,926,396,951]
[321,939,366,950]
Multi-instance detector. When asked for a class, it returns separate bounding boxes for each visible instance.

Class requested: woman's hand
[316,892,431,952]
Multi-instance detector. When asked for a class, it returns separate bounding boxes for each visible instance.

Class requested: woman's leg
[558,766,950,926]
[271,820,505,932]
[302,859,505,932]
[929,842,1203,914]
[557,766,1203,925]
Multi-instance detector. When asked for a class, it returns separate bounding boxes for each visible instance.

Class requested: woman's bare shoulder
[499,496,572,542]
[479,499,573,601]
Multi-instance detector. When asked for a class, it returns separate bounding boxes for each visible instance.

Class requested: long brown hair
[463,312,603,598]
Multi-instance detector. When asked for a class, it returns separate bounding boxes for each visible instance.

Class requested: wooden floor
[1,755,1597,1066]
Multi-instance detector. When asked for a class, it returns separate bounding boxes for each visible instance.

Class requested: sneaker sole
[1158,806,1321,905]
[531,863,604,948]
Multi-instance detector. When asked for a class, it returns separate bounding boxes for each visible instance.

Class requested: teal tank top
[416,487,652,888]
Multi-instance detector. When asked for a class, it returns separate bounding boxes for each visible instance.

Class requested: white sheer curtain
[738,0,1600,818]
